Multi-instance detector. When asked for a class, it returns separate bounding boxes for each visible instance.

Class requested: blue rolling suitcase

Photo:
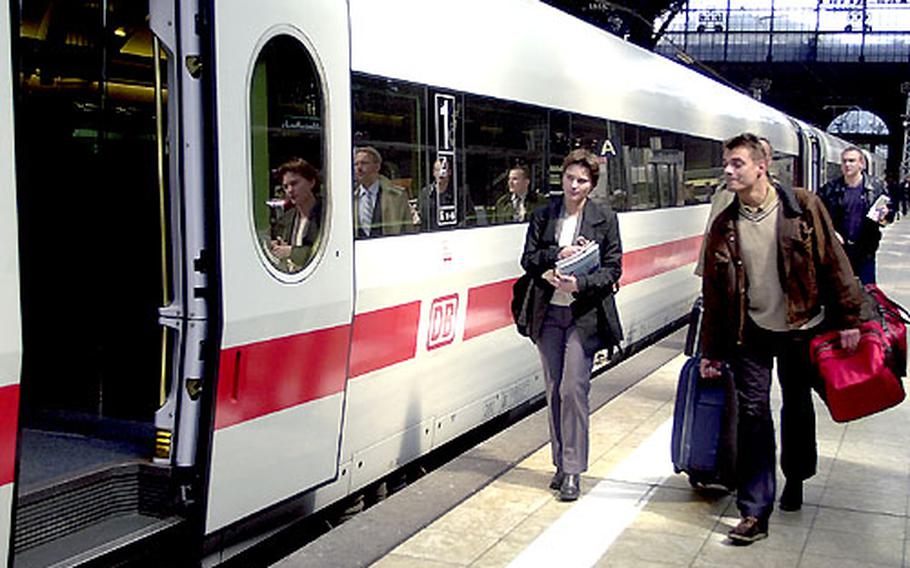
[670,299,736,490]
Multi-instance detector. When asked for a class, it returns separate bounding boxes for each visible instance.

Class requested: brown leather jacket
[700,184,862,361]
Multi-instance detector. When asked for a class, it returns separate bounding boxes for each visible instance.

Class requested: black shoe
[549,470,564,490]
[559,474,580,501]
[728,516,768,544]
[779,481,803,512]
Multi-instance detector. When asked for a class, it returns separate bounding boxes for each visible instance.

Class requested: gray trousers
[537,305,594,475]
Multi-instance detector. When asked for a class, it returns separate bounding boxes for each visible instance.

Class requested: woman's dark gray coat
[520,198,623,355]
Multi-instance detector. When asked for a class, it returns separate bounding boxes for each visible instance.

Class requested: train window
[352,74,423,236]
[420,91,464,231]
[620,124,658,210]
[550,112,625,211]
[618,125,693,210]
[770,154,796,189]
[681,135,723,204]
[601,122,626,211]
[549,111,572,195]
[569,114,624,211]
[250,35,325,274]
[464,95,547,225]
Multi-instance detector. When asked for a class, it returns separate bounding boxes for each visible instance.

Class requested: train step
[14,462,186,567]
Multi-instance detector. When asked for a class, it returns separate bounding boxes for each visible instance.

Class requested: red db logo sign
[427,294,459,350]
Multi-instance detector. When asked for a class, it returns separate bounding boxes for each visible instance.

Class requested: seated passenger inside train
[353,146,416,237]
[418,157,457,231]
[266,157,322,272]
[492,164,547,223]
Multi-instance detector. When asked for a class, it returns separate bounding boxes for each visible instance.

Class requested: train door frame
[809,133,822,192]
[203,0,354,533]
[0,0,21,561]
[147,0,215,479]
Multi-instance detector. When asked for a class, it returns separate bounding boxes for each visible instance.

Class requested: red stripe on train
[213,236,701,429]
[215,326,350,430]
[462,235,704,339]
[349,301,421,377]
[619,235,702,287]
[464,280,515,341]
[0,384,19,486]
[215,302,421,429]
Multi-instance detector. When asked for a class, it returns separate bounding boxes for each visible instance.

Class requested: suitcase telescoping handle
[684,297,703,357]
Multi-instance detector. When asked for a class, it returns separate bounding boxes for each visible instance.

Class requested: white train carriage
[0,0,864,565]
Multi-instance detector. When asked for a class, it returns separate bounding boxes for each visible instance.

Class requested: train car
[0,0,847,565]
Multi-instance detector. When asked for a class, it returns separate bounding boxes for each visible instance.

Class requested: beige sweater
[737,190,788,331]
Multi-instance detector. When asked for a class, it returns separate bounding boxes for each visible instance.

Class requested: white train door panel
[0,0,19,562]
[206,1,353,532]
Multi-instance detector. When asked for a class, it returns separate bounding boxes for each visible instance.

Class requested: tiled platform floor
[372,218,910,568]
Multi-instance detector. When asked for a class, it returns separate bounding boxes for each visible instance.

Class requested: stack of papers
[555,241,601,276]
[866,195,890,222]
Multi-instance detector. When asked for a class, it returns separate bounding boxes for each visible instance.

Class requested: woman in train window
[267,158,322,272]
[520,148,623,501]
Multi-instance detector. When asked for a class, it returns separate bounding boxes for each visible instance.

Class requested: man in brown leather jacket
[699,133,862,544]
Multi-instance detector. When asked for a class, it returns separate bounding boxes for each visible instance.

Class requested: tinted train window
[617,125,690,210]
[352,74,423,236]
[682,135,723,204]
[464,96,547,225]
[620,124,658,210]
[250,35,325,273]
[549,112,623,210]
[420,90,464,231]
[769,154,796,189]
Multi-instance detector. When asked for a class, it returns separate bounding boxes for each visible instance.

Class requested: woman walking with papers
[520,149,623,501]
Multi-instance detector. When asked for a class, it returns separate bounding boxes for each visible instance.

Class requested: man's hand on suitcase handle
[699,358,724,379]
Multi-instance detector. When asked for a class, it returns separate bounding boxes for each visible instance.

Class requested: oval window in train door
[0,0,20,559]
[207,1,353,532]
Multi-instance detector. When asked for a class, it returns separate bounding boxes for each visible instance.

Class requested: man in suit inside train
[493,164,547,224]
[353,146,415,237]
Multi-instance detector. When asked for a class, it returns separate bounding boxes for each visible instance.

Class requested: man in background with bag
[699,133,862,544]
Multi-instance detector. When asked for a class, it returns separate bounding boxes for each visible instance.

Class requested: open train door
[204,0,354,532]
[0,0,20,562]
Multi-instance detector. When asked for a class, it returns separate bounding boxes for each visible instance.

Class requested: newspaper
[555,241,600,276]
[866,194,890,223]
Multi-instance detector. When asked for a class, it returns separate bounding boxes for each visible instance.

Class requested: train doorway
[11,0,201,564]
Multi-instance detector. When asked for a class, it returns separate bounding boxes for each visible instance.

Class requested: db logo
[427,294,459,350]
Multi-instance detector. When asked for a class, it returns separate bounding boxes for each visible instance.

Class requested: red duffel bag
[864,284,909,378]
[810,320,905,423]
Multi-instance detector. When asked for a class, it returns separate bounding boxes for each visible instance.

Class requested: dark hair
[278,157,321,193]
[723,133,766,164]
[561,149,600,189]
[509,164,530,180]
